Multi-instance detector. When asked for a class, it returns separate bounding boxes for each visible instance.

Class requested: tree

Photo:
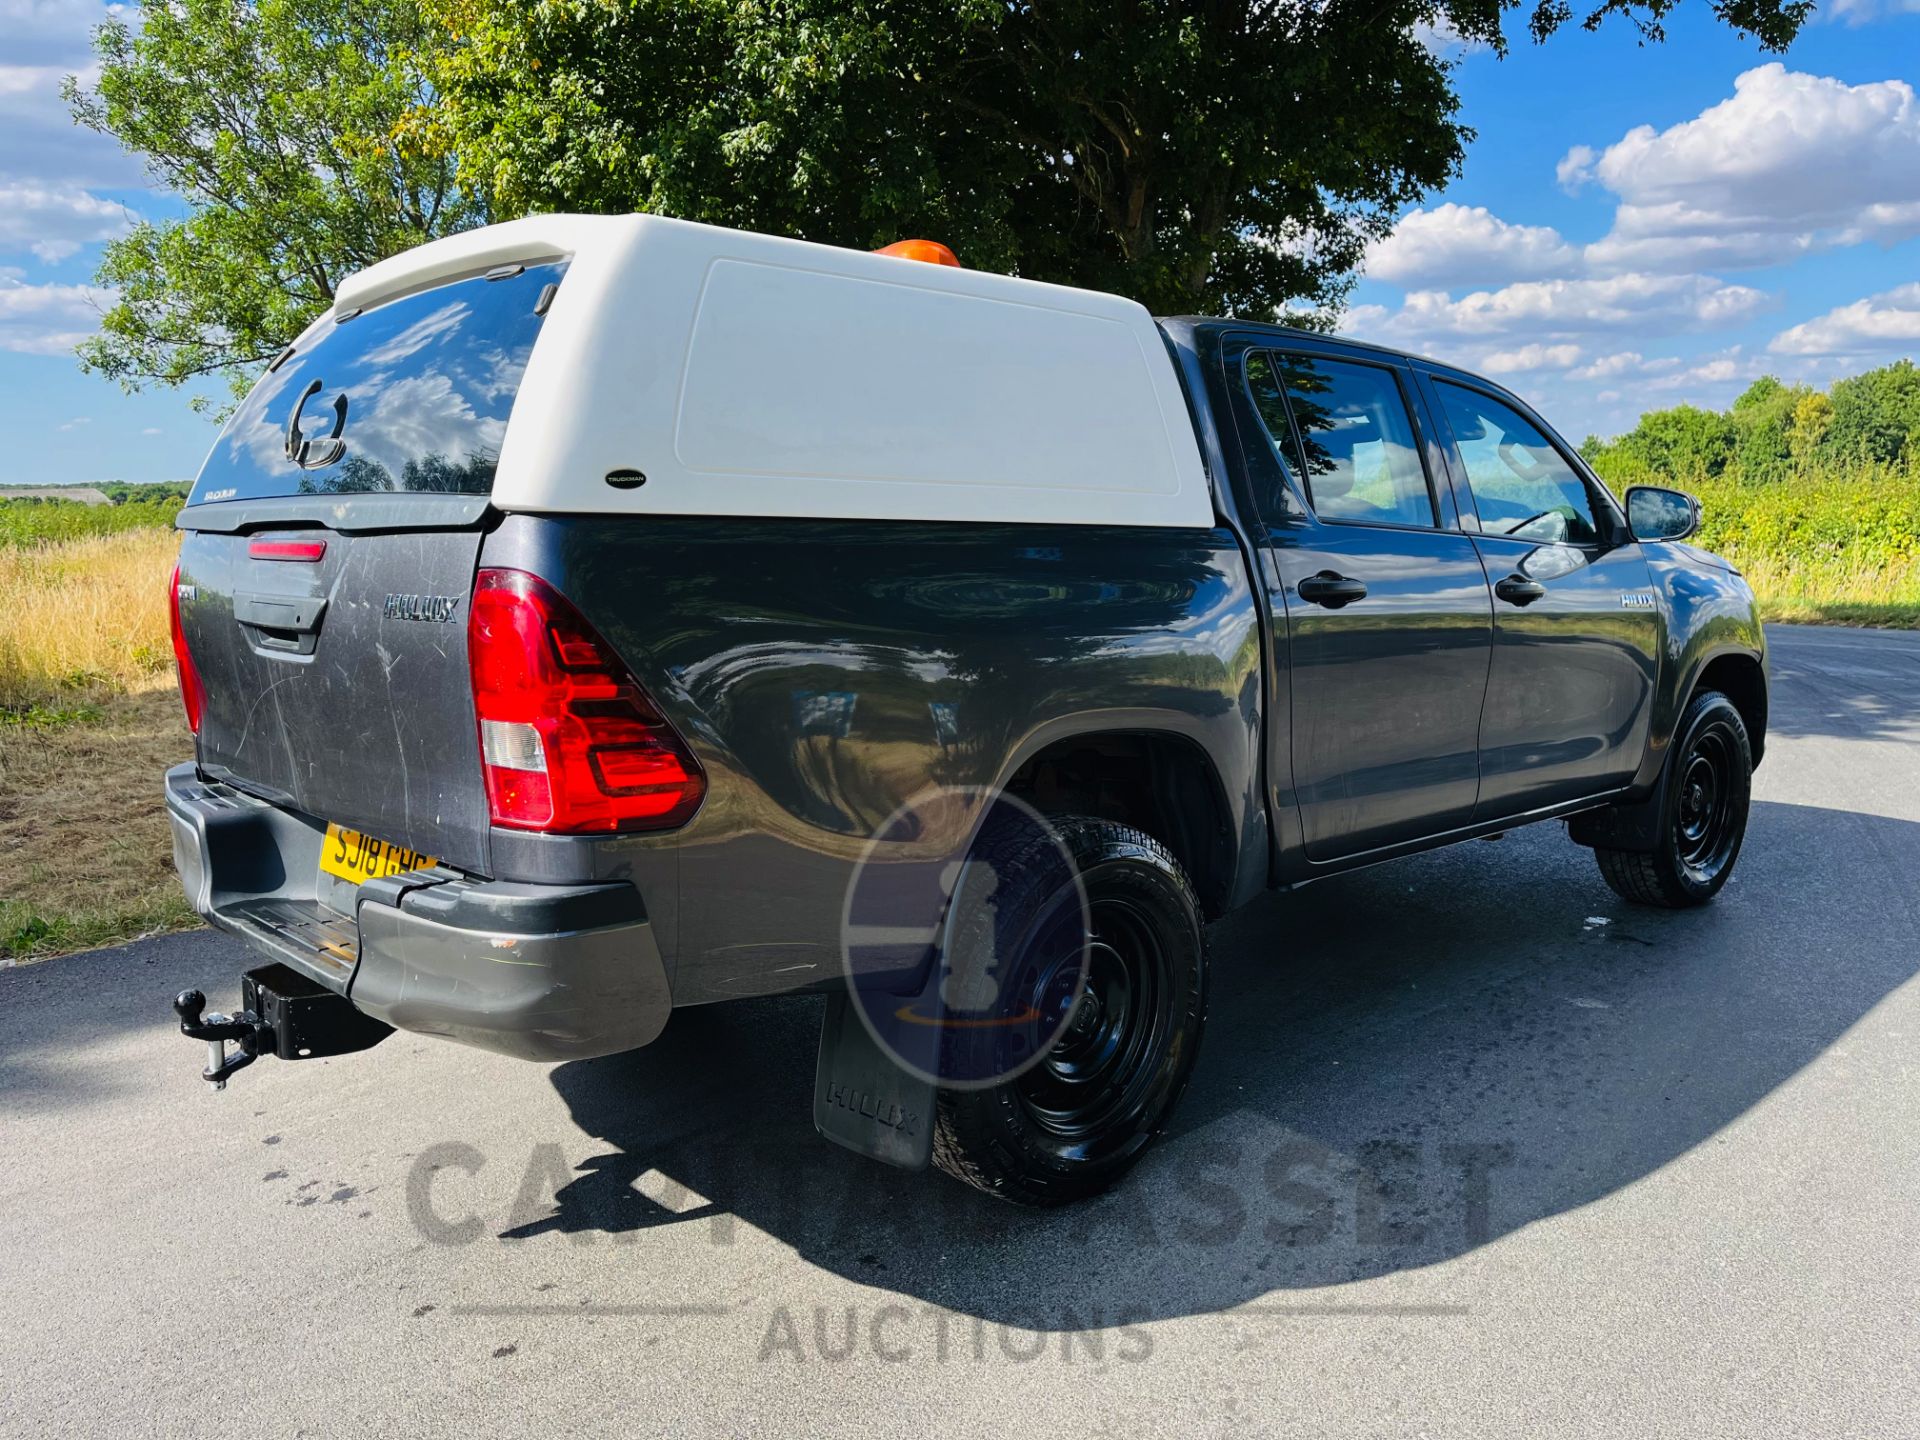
[1788,390,1832,470]
[418,0,1812,322]
[1612,404,1739,481]
[1728,375,1805,481]
[1825,360,1920,467]
[65,0,484,410]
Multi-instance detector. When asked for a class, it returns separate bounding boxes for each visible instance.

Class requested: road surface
[5,624,1918,1436]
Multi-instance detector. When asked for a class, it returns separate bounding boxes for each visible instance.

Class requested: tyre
[931,815,1207,1206]
[1595,689,1753,908]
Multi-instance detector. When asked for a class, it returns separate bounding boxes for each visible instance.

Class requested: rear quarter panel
[482,515,1264,1004]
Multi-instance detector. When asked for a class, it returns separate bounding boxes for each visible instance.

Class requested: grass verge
[0,527,200,964]
[1,687,200,964]
[1734,552,1920,629]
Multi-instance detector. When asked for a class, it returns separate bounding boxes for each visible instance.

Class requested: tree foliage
[67,0,1814,403]
[1826,360,1920,468]
[65,0,485,409]
[419,0,1812,321]
[1584,360,1920,483]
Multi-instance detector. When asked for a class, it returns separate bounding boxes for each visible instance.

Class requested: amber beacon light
[874,238,961,267]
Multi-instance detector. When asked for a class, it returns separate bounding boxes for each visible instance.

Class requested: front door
[1421,376,1661,818]
[1234,347,1495,862]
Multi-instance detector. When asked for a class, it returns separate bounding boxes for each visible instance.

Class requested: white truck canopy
[332,214,1215,529]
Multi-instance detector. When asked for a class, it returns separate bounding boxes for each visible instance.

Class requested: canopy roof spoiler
[333,214,625,317]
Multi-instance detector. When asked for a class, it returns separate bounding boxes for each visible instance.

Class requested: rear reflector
[168,562,205,735]
[248,538,327,562]
[467,569,706,833]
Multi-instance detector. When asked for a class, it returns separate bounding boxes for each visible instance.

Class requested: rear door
[176,260,567,875]
[1417,373,1661,817]
[1227,342,1495,862]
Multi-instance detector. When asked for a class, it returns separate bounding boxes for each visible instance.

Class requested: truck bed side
[480,513,1267,1004]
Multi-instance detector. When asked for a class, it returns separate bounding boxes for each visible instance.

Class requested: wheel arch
[999,727,1241,919]
[1690,648,1768,769]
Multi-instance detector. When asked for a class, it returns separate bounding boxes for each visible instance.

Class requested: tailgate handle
[234,591,329,634]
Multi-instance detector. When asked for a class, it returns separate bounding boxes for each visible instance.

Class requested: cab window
[1245,352,1437,529]
[1434,383,1606,546]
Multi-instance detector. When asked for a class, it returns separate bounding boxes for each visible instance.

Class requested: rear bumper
[165,763,672,1061]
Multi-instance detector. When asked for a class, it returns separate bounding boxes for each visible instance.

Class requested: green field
[0,491,186,547]
[1580,361,1920,628]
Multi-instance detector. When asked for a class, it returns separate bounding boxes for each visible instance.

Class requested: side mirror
[1625,485,1700,543]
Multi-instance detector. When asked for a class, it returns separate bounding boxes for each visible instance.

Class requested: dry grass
[1734,552,1920,630]
[0,527,199,962]
[0,528,180,711]
[0,687,199,961]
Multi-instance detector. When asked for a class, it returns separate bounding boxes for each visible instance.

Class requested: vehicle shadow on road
[522,799,1917,1328]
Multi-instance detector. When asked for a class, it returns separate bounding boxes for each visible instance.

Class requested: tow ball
[174,988,270,1089]
[172,963,394,1090]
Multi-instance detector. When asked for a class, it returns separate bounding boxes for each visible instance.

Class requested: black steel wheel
[932,816,1207,1205]
[1596,689,1753,908]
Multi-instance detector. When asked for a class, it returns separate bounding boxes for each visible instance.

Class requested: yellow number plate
[319,824,437,886]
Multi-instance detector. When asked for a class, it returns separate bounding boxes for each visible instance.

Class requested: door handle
[1494,574,1547,607]
[1296,571,1369,609]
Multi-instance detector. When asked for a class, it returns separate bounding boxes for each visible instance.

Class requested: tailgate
[174,259,568,876]
[177,513,491,873]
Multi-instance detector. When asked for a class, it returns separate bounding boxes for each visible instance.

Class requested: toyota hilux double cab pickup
[166,214,1766,1204]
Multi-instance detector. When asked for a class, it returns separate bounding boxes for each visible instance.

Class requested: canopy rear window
[191,261,564,505]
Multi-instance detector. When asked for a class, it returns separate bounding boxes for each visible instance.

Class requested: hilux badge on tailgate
[384,593,461,623]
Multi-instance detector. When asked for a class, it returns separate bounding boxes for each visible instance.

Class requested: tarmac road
[5,623,1919,1437]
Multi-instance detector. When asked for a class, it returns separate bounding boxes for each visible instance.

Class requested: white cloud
[348,371,505,477]
[1556,145,1598,193]
[1827,0,1920,22]
[1412,18,1492,57]
[1565,65,1920,272]
[0,6,149,195]
[57,415,89,429]
[1769,282,1920,355]
[140,425,162,435]
[1647,354,1749,389]
[0,181,130,262]
[0,274,111,354]
[358,301,471,366]
[1569,351,1644,380]
[1365,204,1579,289]
[1478,343,1583,375]
[1350,272,1774,352]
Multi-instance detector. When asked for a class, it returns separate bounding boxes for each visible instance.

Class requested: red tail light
[168,562,205,735]
[467,569,705,833]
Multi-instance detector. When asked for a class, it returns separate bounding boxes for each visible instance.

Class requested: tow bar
[173,963,393,1090]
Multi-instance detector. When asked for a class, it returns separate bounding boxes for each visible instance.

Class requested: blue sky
[2,1,1918,486]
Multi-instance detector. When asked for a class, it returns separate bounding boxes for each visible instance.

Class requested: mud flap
[1568,767,1672,854]
[813,991,935,1170]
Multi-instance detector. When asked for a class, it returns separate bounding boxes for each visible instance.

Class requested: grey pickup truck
[166,215,1766,1205]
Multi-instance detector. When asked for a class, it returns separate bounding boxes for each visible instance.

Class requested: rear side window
[1434,382,1604,546]
[191,261,564,504]
[1244,352,1437,529]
